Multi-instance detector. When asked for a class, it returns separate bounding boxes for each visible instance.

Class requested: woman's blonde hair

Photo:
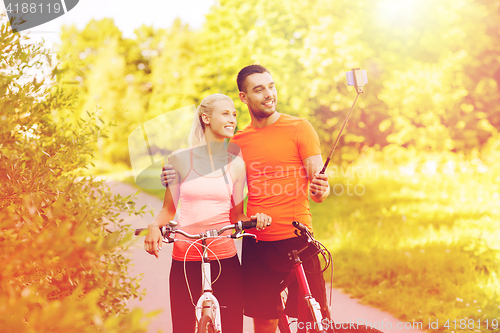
[188,93,233,147]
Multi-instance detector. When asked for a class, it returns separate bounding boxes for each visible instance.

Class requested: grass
[119,151,500,332]
[311,154,500,332]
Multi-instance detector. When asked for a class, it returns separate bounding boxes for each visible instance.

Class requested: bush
[0,20,149,332]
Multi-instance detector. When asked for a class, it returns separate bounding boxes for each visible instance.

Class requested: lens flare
[378,0,418,26]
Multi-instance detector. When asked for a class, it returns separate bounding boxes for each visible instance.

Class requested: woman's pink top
[172,151,237,261]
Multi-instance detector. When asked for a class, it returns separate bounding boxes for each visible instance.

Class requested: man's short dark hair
[237,64,271,92]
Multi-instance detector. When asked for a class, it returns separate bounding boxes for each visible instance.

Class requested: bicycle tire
[197,315,216,333]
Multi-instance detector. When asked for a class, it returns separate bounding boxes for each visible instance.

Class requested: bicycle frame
[195,237,222,332]
[278,247,326,333]
[274,221,331,333]
[274,222,385,333]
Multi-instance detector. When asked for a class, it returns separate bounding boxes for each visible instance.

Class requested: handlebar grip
[292,221,308,232]
[135,228,147,235]
[241,220,257,229]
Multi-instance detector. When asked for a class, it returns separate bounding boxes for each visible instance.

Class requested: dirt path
[108,181,426,333]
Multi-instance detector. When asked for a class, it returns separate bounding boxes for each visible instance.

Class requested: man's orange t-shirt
[229,113,321,241]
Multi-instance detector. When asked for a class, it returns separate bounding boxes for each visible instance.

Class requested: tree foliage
[54,0,500,166]
[0,21,149,332]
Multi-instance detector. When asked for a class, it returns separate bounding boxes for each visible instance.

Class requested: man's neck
[251,112,281,129]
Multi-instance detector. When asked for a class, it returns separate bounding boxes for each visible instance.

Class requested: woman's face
[205,100,237,139]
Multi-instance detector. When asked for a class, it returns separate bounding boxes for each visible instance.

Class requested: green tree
[0,20,149,332]
[147,19,200,116]
[56,19,202,167]
[56,18,149,167]
[453,0,500,150]
[54,0,500,167]
[334,0,500,153]
[198,0,323,128]
[197,0,376,158]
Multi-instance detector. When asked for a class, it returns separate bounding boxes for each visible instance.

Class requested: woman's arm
[144,155,182,258]
[229,156,271,231]
[150,175,180,226]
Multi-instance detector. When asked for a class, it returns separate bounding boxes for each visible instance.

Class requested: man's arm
[161,164,176,186]
[302,154,330,203]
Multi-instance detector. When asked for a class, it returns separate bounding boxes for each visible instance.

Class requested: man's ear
[239,91,248,105]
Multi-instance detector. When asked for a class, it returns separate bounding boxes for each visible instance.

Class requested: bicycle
[277,221,383,333]
[135,220,258,333]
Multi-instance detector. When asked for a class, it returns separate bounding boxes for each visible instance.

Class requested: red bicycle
[278,221,383,333]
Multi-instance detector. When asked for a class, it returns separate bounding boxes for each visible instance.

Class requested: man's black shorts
[241,236,330,320]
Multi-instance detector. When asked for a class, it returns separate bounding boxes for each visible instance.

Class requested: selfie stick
[319,68,366,174]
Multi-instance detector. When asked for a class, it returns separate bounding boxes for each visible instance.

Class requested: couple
[144,65,331,333]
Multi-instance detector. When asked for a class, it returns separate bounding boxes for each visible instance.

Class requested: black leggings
[170,255,243,333]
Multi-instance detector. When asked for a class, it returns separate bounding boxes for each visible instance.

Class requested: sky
[0,0,216,49]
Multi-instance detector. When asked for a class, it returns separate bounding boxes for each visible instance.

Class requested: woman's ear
[201,113,210,125]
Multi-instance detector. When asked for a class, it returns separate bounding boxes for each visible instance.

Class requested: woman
[144,93,271,333]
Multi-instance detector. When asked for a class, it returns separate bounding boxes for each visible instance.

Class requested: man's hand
[251,213,272,231]
[161,164,176,187]
[144,224,163,258]
[309,172,329,202]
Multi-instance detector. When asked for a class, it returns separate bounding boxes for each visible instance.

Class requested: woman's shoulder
[170,147,190,155]
[169,148,191,168]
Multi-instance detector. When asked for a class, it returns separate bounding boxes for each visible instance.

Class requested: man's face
[239,72,278,119]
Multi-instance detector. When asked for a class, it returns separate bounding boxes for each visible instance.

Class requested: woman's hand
[144,224,163,258]
[251,213,272,231]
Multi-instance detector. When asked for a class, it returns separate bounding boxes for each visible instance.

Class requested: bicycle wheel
[197,315,215,333]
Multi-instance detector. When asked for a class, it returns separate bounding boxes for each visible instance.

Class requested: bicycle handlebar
[134,220,258,241]
[292,220,309,233]
[292,221,324,253]
[291,220,332,273]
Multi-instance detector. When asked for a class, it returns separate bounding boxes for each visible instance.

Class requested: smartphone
[346,69,368,86]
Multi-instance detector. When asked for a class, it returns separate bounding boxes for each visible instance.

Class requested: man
[163,65,331,332]
[232,64,330,332]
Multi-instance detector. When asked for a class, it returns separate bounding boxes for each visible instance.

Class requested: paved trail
[109,181,426,333]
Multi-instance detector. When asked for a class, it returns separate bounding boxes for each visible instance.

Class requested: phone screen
[346,70,368,86]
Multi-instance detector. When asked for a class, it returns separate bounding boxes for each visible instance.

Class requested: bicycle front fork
[279,250,327,333]
[295,263,326,332]
[195,262,222,332]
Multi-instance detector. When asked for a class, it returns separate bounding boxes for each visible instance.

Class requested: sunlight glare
[378,0,418,26]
